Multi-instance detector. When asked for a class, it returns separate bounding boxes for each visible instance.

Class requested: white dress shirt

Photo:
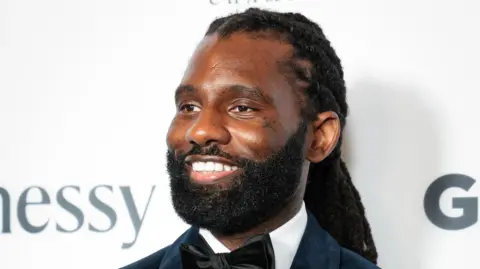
[199,202,308,269]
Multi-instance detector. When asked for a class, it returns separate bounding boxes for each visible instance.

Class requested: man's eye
[231,105,255,113]
[179,104,200,112]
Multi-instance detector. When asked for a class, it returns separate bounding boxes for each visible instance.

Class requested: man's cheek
[229,131,278,161]
[166,123,189,150]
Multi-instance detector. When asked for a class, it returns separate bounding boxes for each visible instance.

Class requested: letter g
[424,174,478,230]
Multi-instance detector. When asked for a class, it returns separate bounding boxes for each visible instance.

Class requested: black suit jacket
[121,212,380,269]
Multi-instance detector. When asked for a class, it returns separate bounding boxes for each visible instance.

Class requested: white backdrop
[1,0,479,268]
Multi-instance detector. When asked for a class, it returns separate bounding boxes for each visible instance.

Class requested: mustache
[175,144,248,166]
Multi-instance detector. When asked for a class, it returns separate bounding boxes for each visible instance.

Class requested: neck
[212,198,304,251]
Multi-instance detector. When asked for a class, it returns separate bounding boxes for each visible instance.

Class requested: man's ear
[307,111,341,163]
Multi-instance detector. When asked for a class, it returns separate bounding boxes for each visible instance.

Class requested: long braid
[205,8,378,264]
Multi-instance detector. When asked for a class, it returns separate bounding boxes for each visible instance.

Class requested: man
[122,8,380,269]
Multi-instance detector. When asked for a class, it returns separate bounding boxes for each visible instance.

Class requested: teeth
[205,162,214,172]
[214,163,223,171]
[192,162,205,171]
[192,162,238,172]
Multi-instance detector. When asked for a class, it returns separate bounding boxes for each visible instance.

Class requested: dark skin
[166,32,341,250]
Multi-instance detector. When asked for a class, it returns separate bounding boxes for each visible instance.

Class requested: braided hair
[204,8,378,264]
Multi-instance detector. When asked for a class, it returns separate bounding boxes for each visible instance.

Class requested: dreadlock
[204,8,378,264]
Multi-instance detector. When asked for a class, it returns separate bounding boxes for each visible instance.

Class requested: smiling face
[169,33,305,166]
[166,32,314,234]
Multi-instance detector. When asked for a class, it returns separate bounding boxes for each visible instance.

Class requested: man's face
[166,33,310,234]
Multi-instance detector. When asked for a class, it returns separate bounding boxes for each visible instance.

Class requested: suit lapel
[157,213,341,269]
[158,226,202,269]
[290,212,341,269]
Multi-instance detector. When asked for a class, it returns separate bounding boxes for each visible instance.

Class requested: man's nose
[185,110,231,147]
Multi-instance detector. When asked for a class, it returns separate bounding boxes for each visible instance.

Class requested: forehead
[181,33,295,95]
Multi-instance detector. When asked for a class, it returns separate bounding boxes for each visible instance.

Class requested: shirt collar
[199,202,308,269]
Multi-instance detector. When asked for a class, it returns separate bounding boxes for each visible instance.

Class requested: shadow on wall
[342,78,440,269]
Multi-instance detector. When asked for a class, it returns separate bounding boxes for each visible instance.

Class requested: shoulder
[339,248,380,269]
[119,245,171,269]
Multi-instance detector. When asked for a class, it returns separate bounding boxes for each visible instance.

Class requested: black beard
[166,121,307,235]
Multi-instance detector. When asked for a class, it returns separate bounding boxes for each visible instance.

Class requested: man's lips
[184,155,241,184]
[184,155,238,167]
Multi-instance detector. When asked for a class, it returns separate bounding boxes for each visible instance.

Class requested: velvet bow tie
[180,234,275,269]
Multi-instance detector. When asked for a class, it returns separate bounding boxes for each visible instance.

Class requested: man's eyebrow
[227,84,268,101]
[174,84,197,103]
[174,84,269,102]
